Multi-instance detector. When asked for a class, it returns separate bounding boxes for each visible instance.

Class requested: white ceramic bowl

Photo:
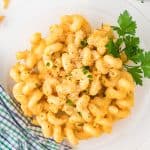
[0,0,150,150]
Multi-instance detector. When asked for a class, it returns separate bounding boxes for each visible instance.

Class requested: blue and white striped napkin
[0,86,72,150]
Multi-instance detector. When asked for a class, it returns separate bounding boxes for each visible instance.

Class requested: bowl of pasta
[0,0,150,150]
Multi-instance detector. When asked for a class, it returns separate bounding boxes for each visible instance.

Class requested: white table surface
[128,0,150,21]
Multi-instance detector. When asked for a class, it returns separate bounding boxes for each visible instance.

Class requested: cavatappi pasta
[10,15,135,145]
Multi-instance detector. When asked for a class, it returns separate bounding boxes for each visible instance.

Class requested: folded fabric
[0,86,72,150]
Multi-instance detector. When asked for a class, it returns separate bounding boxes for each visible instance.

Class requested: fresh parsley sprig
[106,10,150,85]
[112,10,137,36]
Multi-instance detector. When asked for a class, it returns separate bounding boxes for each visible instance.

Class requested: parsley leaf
[66,99,74,106]
[129,49,143,63]
[117,10,137,35]
[112,26,123,36]
[126,66,143,85]
[126,51,150,78]
[124,36,140,59]
[80,39,88,48]
[106,39,120,57]
[107,10,150,85]
[115,38,123,48]
[111,26,120,31]
[140,51,150,78]
[124,36,139,48]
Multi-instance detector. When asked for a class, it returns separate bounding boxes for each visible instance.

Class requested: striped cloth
[0,86,72,150]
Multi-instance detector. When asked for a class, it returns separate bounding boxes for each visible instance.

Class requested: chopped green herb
[78,112,82,116]
[83,69,88,74]
[35,83,40,88]
[82,66,90,74]
[87,74,93,79]
[83,66,90,70]
[46,62,50,66]
[80,39,88,48]
[66,99,74,106]
[106,10,150,85]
